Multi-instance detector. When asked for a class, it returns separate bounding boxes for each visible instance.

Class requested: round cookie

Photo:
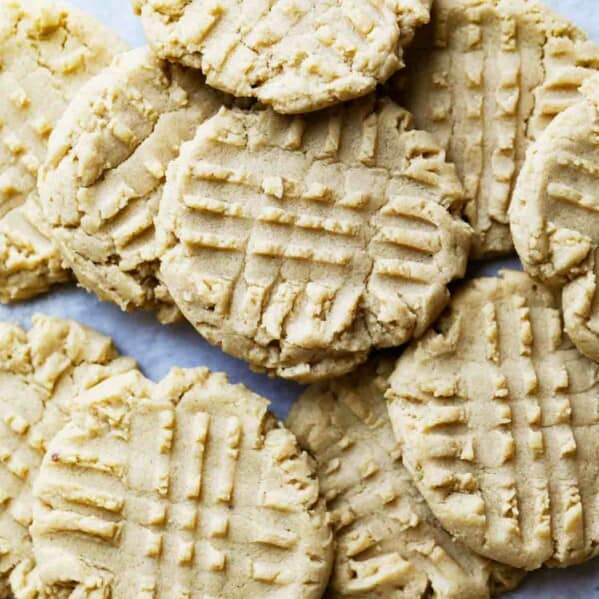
[0,315,136,597]
[391,0,599,258]
[30,367,333,598]
[287,359,525,598]
[38,47,223,323]
[0,0,128,302]
[158,96,472,383]
[132,0,431,114]
[387,271,599,570]
[511,74,599,362]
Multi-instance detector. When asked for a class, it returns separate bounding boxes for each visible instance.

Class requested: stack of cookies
[0,0,598,597]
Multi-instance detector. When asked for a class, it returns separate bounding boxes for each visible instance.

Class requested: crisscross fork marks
[38,49,222,320]
[134,0,430,113]
[159,97,470,381]
[387,272,599,569]
[32,369,332,598]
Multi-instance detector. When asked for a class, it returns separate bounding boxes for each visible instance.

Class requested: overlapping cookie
[387,271,599,570]
[158,96,472,382]
[0,315,136,597]
[288,359,525,598]
[38,47,223,323]
[133,0,431,114]
[0,0,128,302]
[392,0,599,257]
[31,368,332,598]
[511,74,599,362]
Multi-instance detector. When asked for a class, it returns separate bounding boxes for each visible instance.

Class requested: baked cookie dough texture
[511,74,599,363]
[387,271,599,571]
[393,0,599,257]
[158,96,472,383]
[133,0,432,114]
[0,315,136,597]
[31,368,333,598]
[38,47,222,324]
[287,359,525,598]
[0,0,127,303]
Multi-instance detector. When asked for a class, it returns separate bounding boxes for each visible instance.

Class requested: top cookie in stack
[133,0,432,113]
[156,97,471,381]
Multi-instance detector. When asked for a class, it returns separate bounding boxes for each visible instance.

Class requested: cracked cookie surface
[511,74,599,362]
[392,0,599,258]
[0,0,127,302]
[38,47,223,323]
[157,96,472,382]
[132,0,431,114]
[287,359,525,598]
[0,315,136,598]
[31,367,333,598]
[387,271,599,570]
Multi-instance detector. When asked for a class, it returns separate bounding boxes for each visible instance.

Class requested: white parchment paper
[6,1,599,596]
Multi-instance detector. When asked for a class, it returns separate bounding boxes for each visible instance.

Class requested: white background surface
[6,1,599,596]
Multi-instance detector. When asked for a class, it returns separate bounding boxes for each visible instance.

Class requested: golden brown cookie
[133,0,431,114]
[511,74,599,362]
[0,0,128,302]
[387,271,599,570]
[157,96,472,382]
[38,47,223,323]
[392,0,599,257]
[287,359,525,598]
[31,368,333,598]
[0,315,136,597]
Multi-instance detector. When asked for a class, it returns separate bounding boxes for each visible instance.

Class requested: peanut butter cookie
[387,271,599,570]
[158,96,472,382]
[133,0,431,114]
[38,48,222,323]
[31,368,332,598]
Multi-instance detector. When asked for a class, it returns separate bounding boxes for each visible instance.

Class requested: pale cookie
[0,315,136,597]
[38,48,223,324]
[30,368,333,598]
[511,74,599,362]
[391,0,599,257]
[287,359,525,598]
[132,0,431,114]
[158,96,472,383]
[387,271,599,570]
[0,0,128,302]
